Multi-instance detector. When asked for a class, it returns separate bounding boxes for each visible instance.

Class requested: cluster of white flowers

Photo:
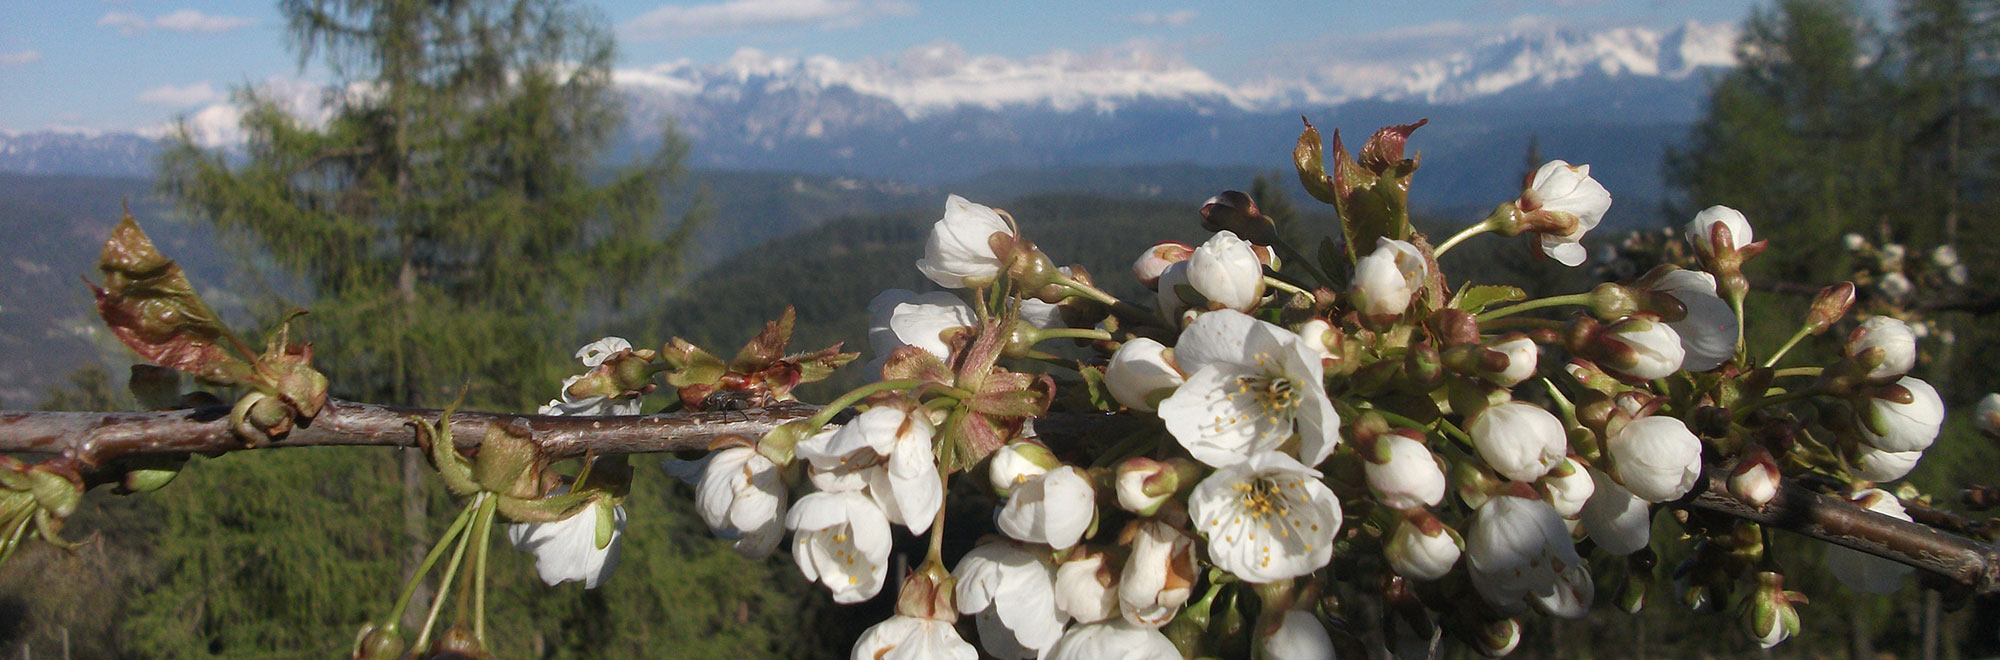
[509,337,638,589]
[659,135,1961,657]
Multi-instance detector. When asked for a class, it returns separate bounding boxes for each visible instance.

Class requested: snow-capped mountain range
[1,21,1737,207]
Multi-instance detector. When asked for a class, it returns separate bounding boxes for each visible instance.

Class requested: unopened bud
[351,622,406,660]
[1200,190,1276,244]
[894,561,957,622]
[1729,446,1781,509]
[990,441,1059,495]
[1739,571,1804,649]
[1473,618,1522,658]
[1133,241,1194,291]
[472,424,544,498]
[1977,394,2000,441]
[1806,283,1856,335]
[1115,457,1184,516]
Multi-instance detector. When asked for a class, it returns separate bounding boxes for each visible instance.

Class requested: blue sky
[0,1,1807,133]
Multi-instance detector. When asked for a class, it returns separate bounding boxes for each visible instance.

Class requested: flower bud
[1580,468,1651,555]
[1686,205,1753,256]
[1132,241,1193,291]
[1386,509,1462,580]
[1188,230,1267,312]
[1856,377,1944,453]
[1296,318,1339,363]
[1851,444,1923,482]
[1118,520,1197,627]
[1844,233,1868,250]
[999,465,1096,550]
[1520,160,1611,267]
[1472,617,1523,657]
[1597,316,1686,381]
[916,195,1014,289]
[1739,571,1803,649]
[1976,393,2000,440]
[1350,237,1428,318]
[1265,610,1335,660]
[350,622,405,660]
[1806,282,1856,335]
[1537,456,1595,517]
[1453,459,1502,510]
[1468,402,1568,483]
[1728,446,1780,509]
[1364,431,1446,509]
[1642,268,1736,372]
[1054,548,1120,624]
[1879,271,1914,300]
[1114,457,1183,516]
[1199,190,1276,244]
[1104,338,1184,413]
[989,441,1058,496]
[1484,335,1539,386]
[1606,416,1702,503]
[1845,316,1917,381]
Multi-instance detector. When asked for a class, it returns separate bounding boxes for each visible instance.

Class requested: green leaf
[90,213,254,385]
[1076,365,1116,412]
[1293,118,1338,205]
[730,306,796,373]
[660,338,727,388]
[1454,285,1527,315]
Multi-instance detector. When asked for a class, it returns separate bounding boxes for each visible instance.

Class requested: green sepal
[594,498,616,550]
[416,414,480,497]
[494,488,595,524]
[1454,285,1527,315]
[471,425,543,499]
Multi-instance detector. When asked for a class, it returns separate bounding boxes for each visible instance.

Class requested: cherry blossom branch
[4,401,1999,597]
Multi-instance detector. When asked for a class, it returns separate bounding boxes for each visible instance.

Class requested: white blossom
[787,490,892,604]
[696,446,787,558]
[954,542,1067,658]
[1188,452,1341,583]
[989,442,1057,496]
[880,292,978,362]
[1879,272,1914,299]
[1525,160,1613,267]
[1158,310,1341,468]
[1466,494,1583,613]
[1487,335,1539,387]
[1105,338,1184,412]
[1539,457,1595,518]
[1604,317,1686,381]
[997,466,1096,550]
[1386,514,1462,580]
[1119,520,1196,627]
[1187,230,1267,312]
[802,406,943,534]
[851,615,978,660]
[1580,468,1652,555]
[1845,316,1917,381]
[1852,444,1923,482]
[506,498,625,589]
[1350,237,1428,317]
[917,195,1012,289]
[1606,416,1703,503]
[1685,205,1753,253]
[1823,489,1914,594]
[1468,402,1568,483]
[1976,393,2000,438]
[573,337,631,367]
[1265,610,1335,660]
[1133,241,1193,290]
[1054,551,1120,624]
[1858,377,1945,453]
[1365,433,1445,510]
[1647,268,1738,372]
[1047,619,1182,660]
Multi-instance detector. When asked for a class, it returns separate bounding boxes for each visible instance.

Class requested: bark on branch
[4,401,1999,598]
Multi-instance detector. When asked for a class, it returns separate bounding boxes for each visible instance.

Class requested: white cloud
[0,51,41,66]
[1121,9,1197,27]
[98,9,257,35]
[622,0,915,40]
[139,82,224,106]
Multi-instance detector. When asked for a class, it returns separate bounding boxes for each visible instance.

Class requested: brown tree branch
[5,402,2000,597]
[0,398,821,466]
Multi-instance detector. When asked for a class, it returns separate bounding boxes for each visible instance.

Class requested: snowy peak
[1383,21,1737,103]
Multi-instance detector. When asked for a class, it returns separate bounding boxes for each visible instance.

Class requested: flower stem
[926,471,949,565]
[1432,217,1498,259]
[387,496,481,626]
[1057,274,1166,329]
[1475,292,1594,322]
[415,492,485,650]
[1477,317,1566,332]
[1771,366,1823,379]
[802,379,924,430]
[470,492,498,646]
[1034,327,1114,344]
[1262,275,1315,300]
[1762,324,1814,368]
